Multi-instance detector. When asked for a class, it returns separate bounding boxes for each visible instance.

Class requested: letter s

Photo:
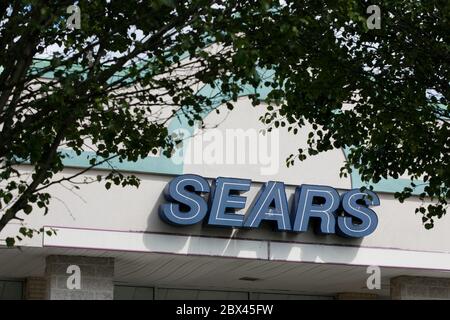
[337,189,380,238]
[159,174,210,225]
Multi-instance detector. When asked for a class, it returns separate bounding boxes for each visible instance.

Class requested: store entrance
[113,285,333,300]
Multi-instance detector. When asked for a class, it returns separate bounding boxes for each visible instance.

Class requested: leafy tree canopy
[0,0,448,245]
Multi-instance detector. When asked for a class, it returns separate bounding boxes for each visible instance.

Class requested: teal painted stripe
[61,149,182,175]
[344,148,426,195]
[350,171,426,195]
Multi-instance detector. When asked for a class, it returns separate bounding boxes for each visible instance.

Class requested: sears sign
[159,174,380,238]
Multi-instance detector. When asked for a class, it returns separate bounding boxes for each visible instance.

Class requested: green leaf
[5,237,15,247]
[23,205,33,215]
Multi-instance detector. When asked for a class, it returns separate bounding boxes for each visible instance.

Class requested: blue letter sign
[159,174,380,238]
[159,174,210,225]
[208,177,251,227]
[291,185,340,234]
[337,189,379,238]
[243,181,291,231]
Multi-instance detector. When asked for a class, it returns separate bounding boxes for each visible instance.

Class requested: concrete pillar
[24,277,47,300]
[391,276,450,300]
[335,292,378,300]
[45,255,114,300]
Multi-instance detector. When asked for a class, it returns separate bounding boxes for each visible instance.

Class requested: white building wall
[1,97,449,271]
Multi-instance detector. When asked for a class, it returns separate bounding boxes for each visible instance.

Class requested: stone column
[24,277,47,300]
[391,276,450,300]
[45,255,114,300]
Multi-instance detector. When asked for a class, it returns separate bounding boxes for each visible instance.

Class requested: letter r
[292,185,340,234]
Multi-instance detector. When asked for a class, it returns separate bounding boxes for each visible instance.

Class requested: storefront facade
[1,97,450,300]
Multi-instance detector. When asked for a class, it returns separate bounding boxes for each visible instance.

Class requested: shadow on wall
[143,189,363,267]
